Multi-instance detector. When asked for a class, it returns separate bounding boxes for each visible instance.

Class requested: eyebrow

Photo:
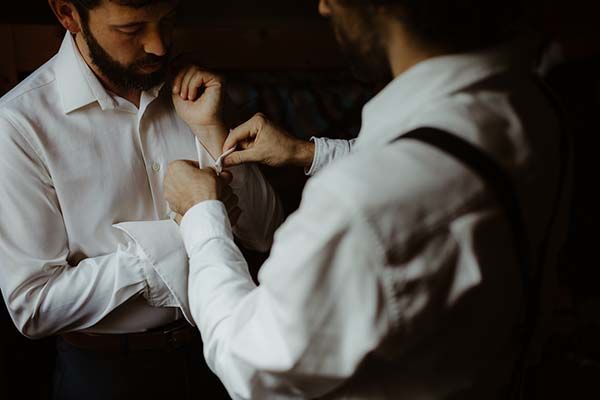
[110,10,178,29]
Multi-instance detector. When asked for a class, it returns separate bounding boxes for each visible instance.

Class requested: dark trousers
[52,336,230,400]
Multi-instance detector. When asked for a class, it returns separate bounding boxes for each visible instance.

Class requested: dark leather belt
[60,319,198,353]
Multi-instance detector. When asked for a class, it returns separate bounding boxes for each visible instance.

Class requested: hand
[165,161,242,226]
[222,113,315,169]
[171,65,225,129]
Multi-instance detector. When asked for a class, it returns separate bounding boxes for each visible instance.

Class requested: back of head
[339,0,525,53]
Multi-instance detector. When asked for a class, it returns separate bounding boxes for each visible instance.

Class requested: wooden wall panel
[12,25,63,75]
[0,21,344,90]
[173,20,343,70]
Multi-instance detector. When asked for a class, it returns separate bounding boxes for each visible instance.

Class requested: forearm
[288,138,315,169]
[1,221,191,339]
[1,244,147,338]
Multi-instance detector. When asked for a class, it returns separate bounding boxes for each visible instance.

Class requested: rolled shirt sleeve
[305,137,356,176]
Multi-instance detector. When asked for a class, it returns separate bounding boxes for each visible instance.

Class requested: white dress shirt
[180,42,570,400]
[0,33,283,337]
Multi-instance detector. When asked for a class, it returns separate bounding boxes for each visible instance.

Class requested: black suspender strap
[391,127,532,291]
[390,80,570,397]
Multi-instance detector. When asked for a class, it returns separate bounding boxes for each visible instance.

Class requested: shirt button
[152,162,161,172]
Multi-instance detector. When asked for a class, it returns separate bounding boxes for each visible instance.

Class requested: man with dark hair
[164,0,570,398]
[0,0,282,399]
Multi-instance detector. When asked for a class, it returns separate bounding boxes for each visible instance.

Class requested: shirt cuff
[113,220,194,325]
[180,200,233,256]
[306,137,354,176]
[305,137,322,176]
[196,137,217,167]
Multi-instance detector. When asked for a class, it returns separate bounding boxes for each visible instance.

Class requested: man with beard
[163,0,570,398]
[0,0,282,399]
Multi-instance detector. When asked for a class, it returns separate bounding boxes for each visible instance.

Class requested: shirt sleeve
[113,220,193,324]
[0,115,187,338]
[195,137,284,253]
[306,137,356,176]
[180,178,391,399]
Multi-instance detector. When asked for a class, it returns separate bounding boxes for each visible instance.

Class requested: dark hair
[340,0,525,52]
[71,0,161,21]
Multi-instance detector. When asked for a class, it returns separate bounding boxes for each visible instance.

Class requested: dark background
[1,1,320,23]
[1,1,600,399]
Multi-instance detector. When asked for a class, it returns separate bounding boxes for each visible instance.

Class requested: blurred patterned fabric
[220,70,377,281]
[223,70,376,141]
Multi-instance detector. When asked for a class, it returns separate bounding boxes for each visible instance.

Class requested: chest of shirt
[27,98,197,252]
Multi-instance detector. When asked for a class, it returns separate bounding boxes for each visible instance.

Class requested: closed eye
[117,26,143,35]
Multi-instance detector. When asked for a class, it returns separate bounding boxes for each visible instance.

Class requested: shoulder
[0,56,59,120]
[414,73,560,173]
[302,142,486,248]
[0,57,61,150]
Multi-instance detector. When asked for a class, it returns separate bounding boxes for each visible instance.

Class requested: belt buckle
[163,321,189,348]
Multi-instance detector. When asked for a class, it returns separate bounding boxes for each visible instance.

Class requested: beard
[81,21,169,92]
[330,8,392,83]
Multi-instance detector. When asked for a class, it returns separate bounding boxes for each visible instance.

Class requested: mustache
[133,54,170,69]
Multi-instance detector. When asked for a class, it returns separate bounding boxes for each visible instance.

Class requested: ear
[318,0,332,17]
[48,0,83,33]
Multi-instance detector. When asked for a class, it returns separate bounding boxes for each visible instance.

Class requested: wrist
[189,122,227,137]
[289,139,315,169]
[190,123,228,160]
[182,194,215,215]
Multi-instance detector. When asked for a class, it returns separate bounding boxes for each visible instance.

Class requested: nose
[143,28,168,57]
[319,0,332,17]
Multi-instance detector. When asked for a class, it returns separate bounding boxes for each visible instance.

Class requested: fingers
[179,67,197,101]
[223,113,266,151]
[172,66,222,101]
[165,159,241,226]
[189,71,222,101]
[172,67,187,96]
[222,149,257,168]
[188,73,203,102]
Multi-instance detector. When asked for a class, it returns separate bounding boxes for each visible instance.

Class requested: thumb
[222,149,258,167]
[224,117,261,151]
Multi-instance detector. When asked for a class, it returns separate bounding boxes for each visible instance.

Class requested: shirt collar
[54,32,165,115]
[54,32,117,114]
[356,39,537,148]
